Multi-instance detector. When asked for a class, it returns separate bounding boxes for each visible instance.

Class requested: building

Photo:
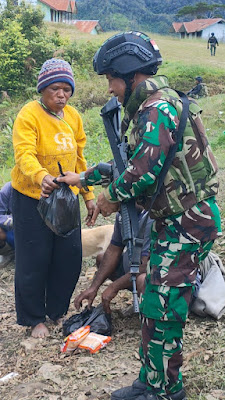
[0,0,77,23]
[71,20,103,35]
[172,18,225,42]
[38,0,77,23]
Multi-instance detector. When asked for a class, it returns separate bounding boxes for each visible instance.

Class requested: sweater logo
[54,132,74,151]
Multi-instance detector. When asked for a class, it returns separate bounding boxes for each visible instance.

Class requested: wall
[201,24,225,42]
[36,0,50,21]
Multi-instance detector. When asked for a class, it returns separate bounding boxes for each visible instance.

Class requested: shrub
[0,20,31,93]
[81,107,112,166]
[0,116,14,168]
[17,2,45,41]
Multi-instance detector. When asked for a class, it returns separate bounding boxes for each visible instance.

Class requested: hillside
[76,0,225,33]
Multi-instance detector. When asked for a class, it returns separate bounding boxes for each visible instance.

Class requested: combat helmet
[195,76,203,82]
[93,31,162,105]
[93,31,162,76]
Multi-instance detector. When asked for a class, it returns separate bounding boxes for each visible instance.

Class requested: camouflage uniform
[208,35,219,56]
[84,76,221,396]
[188,83,208,99]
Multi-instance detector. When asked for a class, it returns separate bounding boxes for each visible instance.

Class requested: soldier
[57,32,221,400]
[187,76,208,99]
[207,33,219,56]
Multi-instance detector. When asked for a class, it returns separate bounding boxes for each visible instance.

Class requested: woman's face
[41,82,72,114]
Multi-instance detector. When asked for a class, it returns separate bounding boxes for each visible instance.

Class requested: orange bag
[78,332,111,354]
[61,325,90,353]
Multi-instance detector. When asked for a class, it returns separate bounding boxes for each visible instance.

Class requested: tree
[177,2,225,19]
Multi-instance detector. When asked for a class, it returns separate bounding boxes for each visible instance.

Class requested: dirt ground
[1,191,225,400]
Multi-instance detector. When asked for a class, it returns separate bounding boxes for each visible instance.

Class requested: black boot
[143,389,187,400]
[111,379,148,400]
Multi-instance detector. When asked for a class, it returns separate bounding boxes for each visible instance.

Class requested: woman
[11,58,95,338]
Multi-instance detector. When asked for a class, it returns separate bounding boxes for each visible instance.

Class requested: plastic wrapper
[78,332,111,354]
[62,304,112,337]
[61,325,90,353]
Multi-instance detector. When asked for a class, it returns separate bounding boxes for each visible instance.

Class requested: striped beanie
[37,58,75,96]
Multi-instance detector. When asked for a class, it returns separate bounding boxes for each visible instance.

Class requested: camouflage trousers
[139,240,214,395]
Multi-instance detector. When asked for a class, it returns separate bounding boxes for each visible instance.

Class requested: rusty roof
[172,22,183,33]
[173,18,225,34]
[72,20,103,33]
[39,0,76,12]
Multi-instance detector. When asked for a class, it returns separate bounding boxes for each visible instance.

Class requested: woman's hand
[41,174,59,197]
[56,172,82,188]
[85,200,96,226]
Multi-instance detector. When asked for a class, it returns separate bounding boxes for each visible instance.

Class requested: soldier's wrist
[79,172,89,191]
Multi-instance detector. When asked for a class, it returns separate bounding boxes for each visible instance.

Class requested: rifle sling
[147,90,189,211]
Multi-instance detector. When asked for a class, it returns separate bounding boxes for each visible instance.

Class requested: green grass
[197,95,225,170]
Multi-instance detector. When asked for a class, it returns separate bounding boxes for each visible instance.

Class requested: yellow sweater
[11,100,94,201]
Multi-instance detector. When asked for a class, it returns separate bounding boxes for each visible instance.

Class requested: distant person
[187,76,208,99]
[0,182,14,267]
[207,33,219,56]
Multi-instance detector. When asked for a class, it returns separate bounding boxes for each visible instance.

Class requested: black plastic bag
[63,304,112,337]
[37,173,80,237]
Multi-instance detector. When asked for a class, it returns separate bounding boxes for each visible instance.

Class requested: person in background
[75,209,153,314]
[0,182,14,267]
[207,33,219,56]
[57,32,221,400]
[11,58,95,338]
[187,76,208,99]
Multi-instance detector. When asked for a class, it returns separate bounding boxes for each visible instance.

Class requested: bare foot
[31,323,49,338]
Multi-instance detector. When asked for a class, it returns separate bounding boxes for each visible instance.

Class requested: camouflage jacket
[85,76,219,219]
[189,83,208,98]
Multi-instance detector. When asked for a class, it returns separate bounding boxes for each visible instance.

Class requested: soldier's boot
[135,389,187,400]
[111,379,148,400]
[111,386,187,400]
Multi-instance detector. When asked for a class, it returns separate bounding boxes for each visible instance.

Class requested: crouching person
[0,182,14,267]
[75,208,153,314]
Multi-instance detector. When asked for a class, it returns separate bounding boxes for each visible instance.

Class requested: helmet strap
[122,74,135,107]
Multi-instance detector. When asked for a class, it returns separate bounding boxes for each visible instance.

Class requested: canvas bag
[191,252,225,320]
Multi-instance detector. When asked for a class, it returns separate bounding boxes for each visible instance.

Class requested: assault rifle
[96,96,145,313]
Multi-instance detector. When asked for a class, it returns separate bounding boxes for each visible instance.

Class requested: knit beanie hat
[37,58,75,95]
